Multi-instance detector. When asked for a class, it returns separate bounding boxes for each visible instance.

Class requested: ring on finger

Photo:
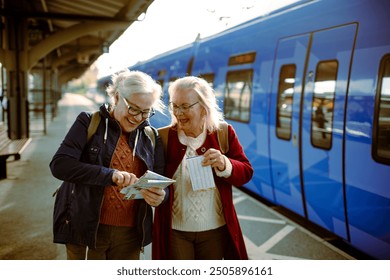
[211,158,216,163]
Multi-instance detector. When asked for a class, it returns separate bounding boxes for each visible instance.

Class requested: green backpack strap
[217,121,229,154]
[87,111,101,142]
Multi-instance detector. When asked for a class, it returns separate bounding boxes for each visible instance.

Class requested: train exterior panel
[97,0,390,259]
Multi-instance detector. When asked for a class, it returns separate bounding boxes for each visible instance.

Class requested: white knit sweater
[171,129,226,232]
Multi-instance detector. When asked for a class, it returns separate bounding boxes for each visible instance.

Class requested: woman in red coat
[152,76,253,260]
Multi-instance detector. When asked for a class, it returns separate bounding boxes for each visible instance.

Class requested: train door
[270,34,310,216]
[301,25,356,239]
[270,24,357,239]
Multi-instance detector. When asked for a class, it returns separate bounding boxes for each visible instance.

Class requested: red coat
[152,124,253,259]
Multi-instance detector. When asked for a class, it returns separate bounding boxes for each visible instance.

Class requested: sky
[95,0,299,78]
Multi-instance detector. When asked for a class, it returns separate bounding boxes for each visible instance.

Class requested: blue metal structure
[97,0,390,259]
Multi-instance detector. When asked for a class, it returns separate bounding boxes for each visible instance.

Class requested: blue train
[97,0,390,259]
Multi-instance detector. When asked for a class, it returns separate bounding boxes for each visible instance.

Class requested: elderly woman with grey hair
[50,69,166,260]
[152,76,253,260]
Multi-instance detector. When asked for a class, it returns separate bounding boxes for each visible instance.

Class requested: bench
[0,122,31,179]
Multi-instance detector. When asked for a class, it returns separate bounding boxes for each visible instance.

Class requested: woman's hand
[140,187,166,207]
[112,171,138,187]
[202,148,226,171]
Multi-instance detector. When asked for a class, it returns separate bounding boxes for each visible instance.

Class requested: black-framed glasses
[169,101,199,114]
[122,97,155,119]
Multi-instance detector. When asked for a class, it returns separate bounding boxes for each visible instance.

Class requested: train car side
[343,1,390,259]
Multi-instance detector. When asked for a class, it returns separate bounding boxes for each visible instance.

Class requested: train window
[224,70,253,123]
[199,73,215,88]
[276,64,296,140]
[373,55,390,164]
[310,60,338,150]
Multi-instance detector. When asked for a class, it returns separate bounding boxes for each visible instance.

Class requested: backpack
[87,111,155,146]
[157,121,229,156]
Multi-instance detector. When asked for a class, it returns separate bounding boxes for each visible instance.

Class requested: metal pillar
[6,17,29,139]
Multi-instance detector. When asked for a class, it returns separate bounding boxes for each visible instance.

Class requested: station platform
[0,93,355,260]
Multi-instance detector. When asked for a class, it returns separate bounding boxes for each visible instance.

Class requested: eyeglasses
[169,101,199,114]
[122,97,155,119]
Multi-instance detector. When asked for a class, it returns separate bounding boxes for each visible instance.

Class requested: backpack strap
[157,125,170,156]
[217,121,229,154]
[144,126,156,148]
[87,111,101,142]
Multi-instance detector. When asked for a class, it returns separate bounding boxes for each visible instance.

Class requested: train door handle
[293,134,297,146]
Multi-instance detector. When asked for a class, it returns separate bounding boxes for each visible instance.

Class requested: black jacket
[50,104,165,249]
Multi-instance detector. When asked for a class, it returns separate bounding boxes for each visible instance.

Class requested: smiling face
[170,89,206,137]
[113,92,154,133]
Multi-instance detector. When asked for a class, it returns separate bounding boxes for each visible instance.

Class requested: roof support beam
[28,21,128,69]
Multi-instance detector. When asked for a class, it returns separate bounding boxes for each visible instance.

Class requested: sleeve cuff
[215,155,232,178]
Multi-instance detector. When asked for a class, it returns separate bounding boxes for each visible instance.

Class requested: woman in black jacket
[50,70,166,260]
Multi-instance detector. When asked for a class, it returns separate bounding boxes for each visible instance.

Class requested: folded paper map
[120,170,175,200]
